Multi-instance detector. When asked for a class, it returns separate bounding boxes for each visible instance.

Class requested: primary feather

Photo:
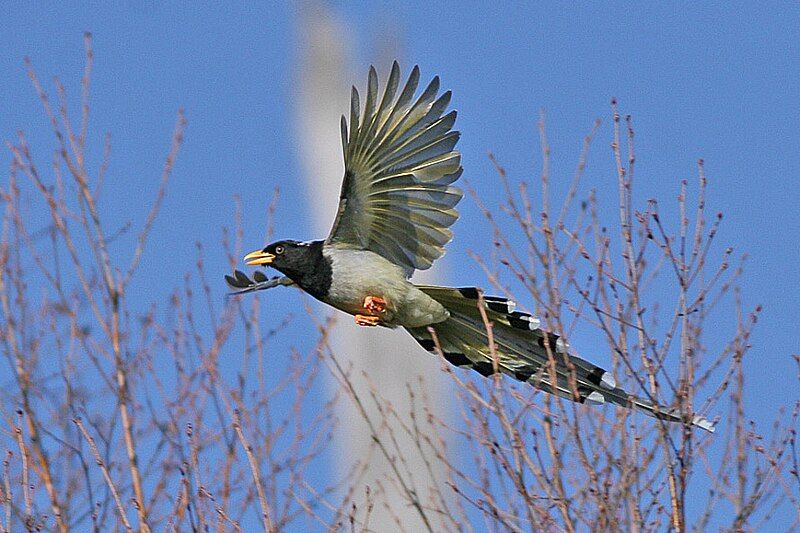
[327,62,463,277]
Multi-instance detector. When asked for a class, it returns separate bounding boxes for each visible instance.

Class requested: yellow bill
[244,249,275,266]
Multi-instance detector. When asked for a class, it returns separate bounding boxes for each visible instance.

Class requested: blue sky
[2,2,798,528]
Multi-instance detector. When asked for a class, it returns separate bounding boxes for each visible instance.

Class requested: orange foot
[355,315,381,327]
[363,296,387,315]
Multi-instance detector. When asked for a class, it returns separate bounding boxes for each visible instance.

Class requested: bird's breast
[321,248,410,317]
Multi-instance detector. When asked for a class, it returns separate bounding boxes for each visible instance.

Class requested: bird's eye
[275,245,285,255]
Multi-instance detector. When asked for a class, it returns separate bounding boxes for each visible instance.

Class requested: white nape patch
[555,338,570,353]
[692,415,716,433]
[585,391,605,405]
[507,300,517,313]
[600,371,617,390]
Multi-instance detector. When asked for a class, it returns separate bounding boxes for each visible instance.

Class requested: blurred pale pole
[295,3,449,528]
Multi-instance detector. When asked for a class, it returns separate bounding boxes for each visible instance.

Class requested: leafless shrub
[323,108,799,531]
[1,37,797,532]
[1,35,336,532]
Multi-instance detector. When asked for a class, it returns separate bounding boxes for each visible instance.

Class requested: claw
[355,314,381,327]
[363,296,387,314]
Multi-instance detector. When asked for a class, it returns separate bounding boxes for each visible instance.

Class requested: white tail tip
[585,391,605,405]
[600,371,617,390]
[692,415,716,433]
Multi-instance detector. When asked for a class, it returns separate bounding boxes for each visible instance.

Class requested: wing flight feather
[326,62,463,276]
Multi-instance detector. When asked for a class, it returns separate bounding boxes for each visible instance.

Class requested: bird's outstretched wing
[326,62,463,277]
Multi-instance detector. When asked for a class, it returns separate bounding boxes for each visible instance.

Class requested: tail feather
[409,286,715,433]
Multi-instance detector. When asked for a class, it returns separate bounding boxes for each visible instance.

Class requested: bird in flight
[226,63,714,433]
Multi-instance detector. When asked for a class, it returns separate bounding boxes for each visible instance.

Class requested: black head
[243,240,326,286]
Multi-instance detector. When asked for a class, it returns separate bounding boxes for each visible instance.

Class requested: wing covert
[326,62,463,276]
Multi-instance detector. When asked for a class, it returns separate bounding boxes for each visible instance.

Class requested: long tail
[407,286,715,433]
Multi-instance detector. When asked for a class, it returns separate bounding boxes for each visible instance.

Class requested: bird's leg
[354,296,387,327]
[354,315,381,327]
[363,295,387,315]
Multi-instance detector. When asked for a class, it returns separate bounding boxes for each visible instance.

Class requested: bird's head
[243,240,320,279]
